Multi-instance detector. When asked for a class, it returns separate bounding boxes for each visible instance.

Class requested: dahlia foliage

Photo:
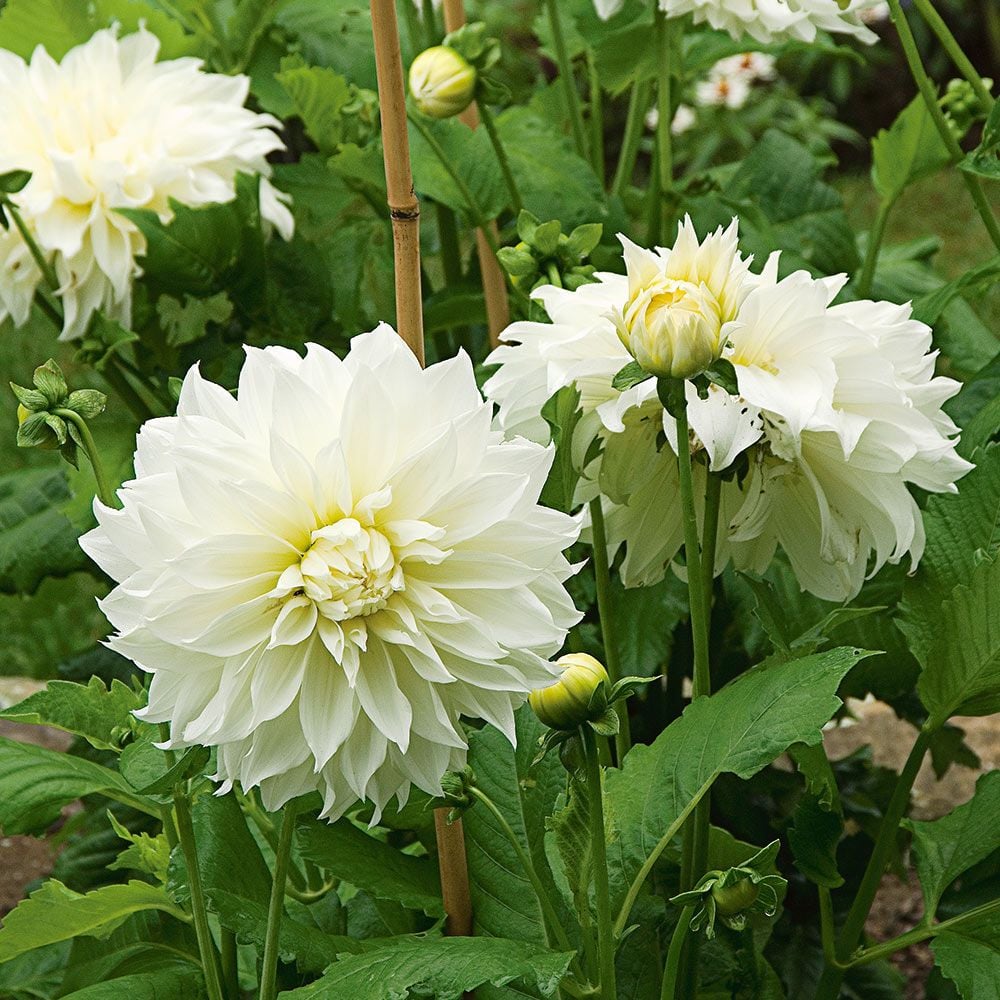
[1,4,997,1000]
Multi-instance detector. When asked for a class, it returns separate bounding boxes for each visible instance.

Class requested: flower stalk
[654,8,675,239]
[611,79,652,198]
[478,101,524,214]
[545,0,589,161]
[53,408,115,508]
[260,801,299,1000]
[661,907,694,1000]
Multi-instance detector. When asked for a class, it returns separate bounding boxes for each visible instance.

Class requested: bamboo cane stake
[371,0,424,364]
[442,0,510,347]
[371,0,473,939]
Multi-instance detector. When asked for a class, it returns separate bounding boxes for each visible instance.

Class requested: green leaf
[0,168,32,194]
[119,736,210,796]
[933,906,1000,1000]
[0,677,142,751]
[788,794,844,889]
[296,816,444,917]
[905,772,1000,917]
[465,707,569,951]
[915,554,1000,725]
[899,444,1000,661]
[0,880,187,962]
[0,941,69,999]
[605,647,870,920]
[0,0,92,59]
[607,575,688,682]
[871,94,952,204]
[276,936,574,999]
[155,292,233,347]
[913,256,1000,327]
[276,57,353,154]
[611,360,648,392]
[409,115,507,224]
[0,735,156,835]
[539,384,584,514]
[961,97,1000,181]
[57,968,205,1000]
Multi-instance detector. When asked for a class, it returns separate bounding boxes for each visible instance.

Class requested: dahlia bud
[529,653,610,731]
[711,876,760,917]
[613,274,724,380]
[409,45,477,119]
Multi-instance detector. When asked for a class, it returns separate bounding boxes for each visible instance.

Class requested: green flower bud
[409,46,477,119]
[711,876,760,916]
[529,653,609,731]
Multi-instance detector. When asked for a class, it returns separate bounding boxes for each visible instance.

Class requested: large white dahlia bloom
[82,327,580,820]
[484,219,971,602]
[0,28,293,341]
[658,0,877,44]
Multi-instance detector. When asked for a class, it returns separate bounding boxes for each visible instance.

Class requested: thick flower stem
[589,499,632,760]
[813,728,933,1000]
[220,929,239,1000]
[887,0,1000,253]
[434,811,474,937]
[588,51,605,186]
[173,788,225,1000]
[468,788,575,956]
[910,0,993,113]
[660,907,694,1000]
[479,102,524,214]
[545,0,589,161]
[53,408,116,508]
[611,79,653,198]
[371,0,425,363]
[857,197,894,299]
[654,8,675,240]
[260,801,299,1000]
[2,197,60,292]
[582,726,616,1000]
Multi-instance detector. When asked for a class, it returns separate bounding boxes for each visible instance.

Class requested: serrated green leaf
[0,881,187,962]
[0,677,142,751]
[0,735,156,835]
[118,736,210,796]
[605,647,870,922]
[276,57,353,154]
[58,968,204,1000]
[788,795,844,889]
[277,936,574,999]
[933,906,1000,1000]
[297,815,444,917]
[155,292,233,348]
[871,94,952,204]
[905,772,1000,917]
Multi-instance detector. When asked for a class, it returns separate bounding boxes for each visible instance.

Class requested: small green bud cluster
[669,840,786,939]
[10,359,106,467]
[498,211,603,295]
[941,78,993,140]
[439,765,477,821]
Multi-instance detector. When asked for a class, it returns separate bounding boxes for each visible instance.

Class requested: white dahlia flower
[82,327,581,820]
[484,219,971,601]
[713,52,778,83]
[0,28,294,341]
[660,0,878,45]
[694,69,752,110]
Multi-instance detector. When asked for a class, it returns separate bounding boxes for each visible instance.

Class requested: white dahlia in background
[694,68,752,110]
[485,219,971,601]
[0,28,293,341]
[659,0,878,45]
[713,52,778,83]
[82,327,580,820]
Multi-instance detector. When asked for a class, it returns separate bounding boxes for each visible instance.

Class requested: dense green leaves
[0,881,187,962]
[0,677,142,751]
[277,936,574,999]
[906,772,1000,917]
[0,467,92,595]
[871,94,951,204]
[605,647,870,921]
[297,816,444,917]
[0,736,156,835]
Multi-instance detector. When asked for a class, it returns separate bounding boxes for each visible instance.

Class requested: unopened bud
[711,876,760,916]
[409,46,477,119]
[529,653,609,731]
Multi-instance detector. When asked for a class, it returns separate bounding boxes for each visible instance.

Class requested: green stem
[668,383,713,998]
[220,928,239,1000]
[260,801,300,1000]
[661,907,694,1000]
[3,198,60,292]
[53,408,116,508]
[813,728,933,1000]
[589,499,632,761]
[399,0,426,51]
[436,203,464,286]
[818,886,848,971]
[582,726,616,1000]
[985,0,1000,71]
[700,473,721,614]
[421,0,439,43]
[100,361,157,423]
[479,103,524,215]
[173,788,225,1000]
[611,79,652,199]
[857,198,895,299]
[887,0,1000,252]
[587,50,605,186]
[545,0,589,160]
[910,0,993,113]
[468,787,576,956]
[654,8,675,240]
[849,896,1000,968]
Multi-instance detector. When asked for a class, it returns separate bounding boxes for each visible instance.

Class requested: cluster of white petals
[485,218,971,602]
[83,328,580,820]
[0,28,293,341]
[660,0,878,43]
